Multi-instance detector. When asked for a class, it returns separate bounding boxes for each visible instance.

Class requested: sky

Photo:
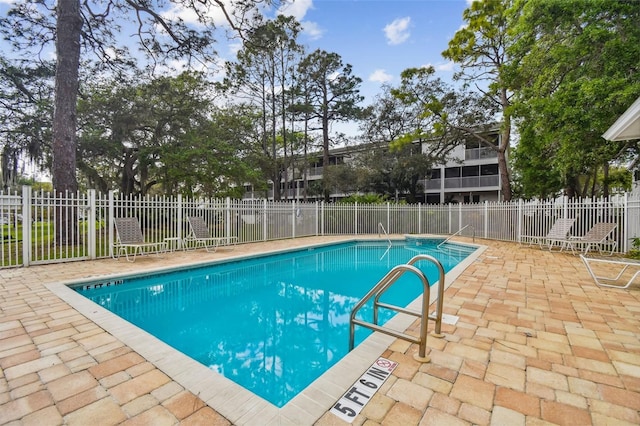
[0,0,472,141]
[274,0,471,106]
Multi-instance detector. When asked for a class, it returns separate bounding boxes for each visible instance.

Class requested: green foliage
[338,194,389,204]
[0,57,55,190]
[76,72,260,198]
[628,237,640,260]
[219,15,305,200]
[508,0,640,199]
[297,49,364,201]
[442,0,514,200]
[353,142,434,203]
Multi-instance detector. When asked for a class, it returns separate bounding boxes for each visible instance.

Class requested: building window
[481,164,499,175]
[445,167,460,178]
[462,166,480,177]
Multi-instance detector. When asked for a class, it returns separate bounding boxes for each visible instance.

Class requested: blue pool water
[74,239,475,407]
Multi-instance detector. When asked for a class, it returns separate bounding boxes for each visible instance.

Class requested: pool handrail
[378,222,392,247]
[438,224,475,248]
[349,254,446,363]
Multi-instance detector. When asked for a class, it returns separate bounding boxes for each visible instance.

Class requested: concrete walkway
[1,237,639,425]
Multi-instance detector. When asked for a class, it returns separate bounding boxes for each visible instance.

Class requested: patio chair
[542,218,577,251]
[521,218,576,251]
[565,222,617,255]
[580,254,640,289]
[113,217,167,262]
[185,216,237,252]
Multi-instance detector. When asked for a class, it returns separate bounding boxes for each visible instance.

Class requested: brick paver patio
[1,237,639,425]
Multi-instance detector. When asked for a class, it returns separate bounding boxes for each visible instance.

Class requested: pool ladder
[348,254,446,363]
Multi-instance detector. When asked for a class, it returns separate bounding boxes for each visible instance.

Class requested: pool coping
[46,237,486,425]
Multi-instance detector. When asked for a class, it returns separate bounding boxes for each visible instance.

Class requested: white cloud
[369,69,393,84]
[301,21,324,40]
[429,61,455,72]
[278,0,313,21]
[161,3,222,27]
[383,17,411,45]
[161,0,262,29]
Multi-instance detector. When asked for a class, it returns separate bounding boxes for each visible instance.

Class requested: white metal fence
[1,186,639,268]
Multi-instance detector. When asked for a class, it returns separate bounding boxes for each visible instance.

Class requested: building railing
[465,147,498,160]
[1,186,639,268]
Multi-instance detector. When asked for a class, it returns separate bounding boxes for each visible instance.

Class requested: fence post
[321,201,325,236]
[418,203,422,234]
[623,192,629,252]
[226,197,231,241]
[387,202,390,234]
[354,202,358,235]
[292,200,296,238]
[22,185,32,267]
[108,190,115,258]
[517,199,523,244]
[262,199,267,241]
[177,194,183,244]
[87,189,96,259]
[315,201,319,236]
[484,201,489,239]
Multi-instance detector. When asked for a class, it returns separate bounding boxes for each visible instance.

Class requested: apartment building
[244,129,504,204]
[422,131,502,204]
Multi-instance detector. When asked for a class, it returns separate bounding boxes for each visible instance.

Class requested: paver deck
[1,237,639,425]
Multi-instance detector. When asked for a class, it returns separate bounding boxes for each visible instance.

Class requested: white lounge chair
[113,217,167,262]
[185,216,237,252]
[522,218,576,251]
[580,254,640,289]
[566,222,617,255]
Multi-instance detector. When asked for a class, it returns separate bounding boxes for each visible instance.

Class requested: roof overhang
[602,96,640,141]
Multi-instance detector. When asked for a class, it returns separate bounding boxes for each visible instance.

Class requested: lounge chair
[185,216,237,252]
[566,222,617,255]
[522,218,576,251]
[113,217,167,262]
[580,254,640,289]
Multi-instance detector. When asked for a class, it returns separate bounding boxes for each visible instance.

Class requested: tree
[297,49,364,202]
[1,0,273,242]
[442,0,514,201]
[507,0,640,199]
[360,85,423,145]
[219,15,303,200]
[355,143,434,203]
[77,72,257,197]
[391,66,499,171]
[0,57,55,190]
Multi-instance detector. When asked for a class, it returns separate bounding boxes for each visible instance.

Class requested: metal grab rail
[378,222,392,247]
[438,224,475,248]
[349,254,446,363]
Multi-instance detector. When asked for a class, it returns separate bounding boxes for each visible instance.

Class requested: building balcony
[465,147,498,161]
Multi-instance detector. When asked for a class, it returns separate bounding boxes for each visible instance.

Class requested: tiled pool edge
[46,239,486,425]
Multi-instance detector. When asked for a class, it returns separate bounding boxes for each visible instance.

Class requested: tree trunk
[52,0,81,244]
[499,88,513,202]
[322,113,330,203]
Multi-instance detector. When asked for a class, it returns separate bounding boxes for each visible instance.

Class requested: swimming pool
[50,237,483,424]
[72,239,475,407]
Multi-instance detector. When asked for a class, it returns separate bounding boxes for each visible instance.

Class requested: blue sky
[0,0,470,105]
[0,0,471,136]
[276,0,470,104]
